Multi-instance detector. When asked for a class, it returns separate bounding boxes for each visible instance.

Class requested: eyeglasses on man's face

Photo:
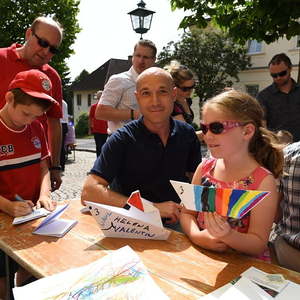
[270,69,288,79]
[177,84,195,92]
[200,121,244,135]
[32,31,59,55]
[133,53,154,60]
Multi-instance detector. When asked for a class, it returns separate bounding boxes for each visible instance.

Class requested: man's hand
[153,201,182,224]
[50,169,62,191]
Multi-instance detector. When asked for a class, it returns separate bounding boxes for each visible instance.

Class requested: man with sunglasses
[257,53,300,141]
[0,16,64,190]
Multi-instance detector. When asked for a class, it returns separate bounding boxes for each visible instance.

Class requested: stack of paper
[202,266,300,300]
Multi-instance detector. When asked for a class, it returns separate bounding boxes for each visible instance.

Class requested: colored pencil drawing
[13,246,168,300]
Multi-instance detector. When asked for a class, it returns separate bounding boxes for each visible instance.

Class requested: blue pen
[15,194,33,211]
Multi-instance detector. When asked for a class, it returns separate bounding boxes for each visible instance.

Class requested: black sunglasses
[32,32,59,55]
[177,84,195,92]
[270,70,288,78]
[200,121,244,135]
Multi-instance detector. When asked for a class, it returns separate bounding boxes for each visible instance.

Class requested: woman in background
[165,61,196,125]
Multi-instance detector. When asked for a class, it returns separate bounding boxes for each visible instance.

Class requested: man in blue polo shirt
[81,67,201,227]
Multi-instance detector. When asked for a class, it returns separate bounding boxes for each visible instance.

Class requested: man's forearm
[81,174,128,207]
[95,105,138,122]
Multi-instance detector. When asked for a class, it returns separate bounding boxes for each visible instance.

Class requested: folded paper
[170,180,270,219]
[33,204,77,237]
[85,191,170,240]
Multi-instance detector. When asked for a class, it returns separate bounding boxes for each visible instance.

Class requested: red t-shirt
[89,103,108,134]
[0,119,49,203]
[0,44,63,132]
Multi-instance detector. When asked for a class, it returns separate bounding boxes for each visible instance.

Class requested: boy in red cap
[0,69,58,297]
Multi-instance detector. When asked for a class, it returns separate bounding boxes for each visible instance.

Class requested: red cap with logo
[8,69,59,106]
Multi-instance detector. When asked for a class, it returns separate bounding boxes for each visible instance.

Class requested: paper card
[242,266,288,293]
[85,201,170,240]
[13,246,168,300]
[170,180,270,219]
[12,208,50,225]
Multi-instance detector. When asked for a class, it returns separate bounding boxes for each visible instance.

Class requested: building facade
[72,58,132,123]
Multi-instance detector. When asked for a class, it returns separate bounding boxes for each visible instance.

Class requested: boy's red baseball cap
[8,69,59,106]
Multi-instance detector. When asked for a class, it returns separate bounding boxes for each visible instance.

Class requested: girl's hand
[36,197,57,211]
[204,212,232,239]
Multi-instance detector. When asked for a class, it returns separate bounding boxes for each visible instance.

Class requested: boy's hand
[7,201,34,217]
[36,197,57,211]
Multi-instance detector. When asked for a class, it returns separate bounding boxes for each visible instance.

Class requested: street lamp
[128,0,155,39]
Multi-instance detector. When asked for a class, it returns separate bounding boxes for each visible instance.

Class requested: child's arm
[206,174,279,256]
[0,195,33,217]
[180,209,228,252]
[36,159,56,211]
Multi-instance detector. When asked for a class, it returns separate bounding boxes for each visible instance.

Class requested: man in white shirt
[96,40,156,134]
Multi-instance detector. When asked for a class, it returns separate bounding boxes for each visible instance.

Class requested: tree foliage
[157,30,251,102]
[0,0,80,88]
[170,0,300,44]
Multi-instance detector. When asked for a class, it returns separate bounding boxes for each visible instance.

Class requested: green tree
[75,112,89,137]
[170,0,300,81]
[157,31,251,102]
[0,0,80,85]
[170,0,300,44]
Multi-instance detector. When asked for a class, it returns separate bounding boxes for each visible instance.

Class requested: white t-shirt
[99,66,139,134]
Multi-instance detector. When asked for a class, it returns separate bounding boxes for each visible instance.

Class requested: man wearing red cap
[0,16,64,191]
[0,69,58,298]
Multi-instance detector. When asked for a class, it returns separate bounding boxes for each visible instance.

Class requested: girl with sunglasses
[180,89,284,260]
[165,61,195,124]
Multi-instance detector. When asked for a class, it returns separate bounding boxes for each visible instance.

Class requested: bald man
[81,67,201,229]
[0,16,64,190]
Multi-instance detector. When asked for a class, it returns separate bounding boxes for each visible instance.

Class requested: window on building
[88,94,92,106]
[76,94,82,106]
[246,85,259,98]
[297,36,300,48]
[247,40,262,54]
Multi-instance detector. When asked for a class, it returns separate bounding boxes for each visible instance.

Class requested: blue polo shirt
[90,118,201,203]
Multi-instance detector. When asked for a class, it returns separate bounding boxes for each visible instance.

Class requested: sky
[67,0,187,80]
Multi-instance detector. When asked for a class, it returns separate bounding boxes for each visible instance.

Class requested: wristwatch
[50,165,62,171]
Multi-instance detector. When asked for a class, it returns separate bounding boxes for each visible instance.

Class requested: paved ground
[52,139,97,202]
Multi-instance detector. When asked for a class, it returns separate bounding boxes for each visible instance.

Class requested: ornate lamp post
[128,0,155,39]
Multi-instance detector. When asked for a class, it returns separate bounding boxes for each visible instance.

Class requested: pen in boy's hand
[15,194,33,211]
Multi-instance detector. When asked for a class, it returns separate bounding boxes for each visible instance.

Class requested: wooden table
[1,199,300,299]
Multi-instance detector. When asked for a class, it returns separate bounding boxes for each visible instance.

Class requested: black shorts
[0,250,19,277]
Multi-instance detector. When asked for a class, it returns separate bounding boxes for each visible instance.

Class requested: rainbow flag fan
[170,180,270,219]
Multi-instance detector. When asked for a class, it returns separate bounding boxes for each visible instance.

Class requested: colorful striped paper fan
[170,180,270,219]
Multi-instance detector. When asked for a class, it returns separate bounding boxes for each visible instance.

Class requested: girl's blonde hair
[202,89,284,178]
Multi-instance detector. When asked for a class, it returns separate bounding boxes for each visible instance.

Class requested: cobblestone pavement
[52,149,97,202]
